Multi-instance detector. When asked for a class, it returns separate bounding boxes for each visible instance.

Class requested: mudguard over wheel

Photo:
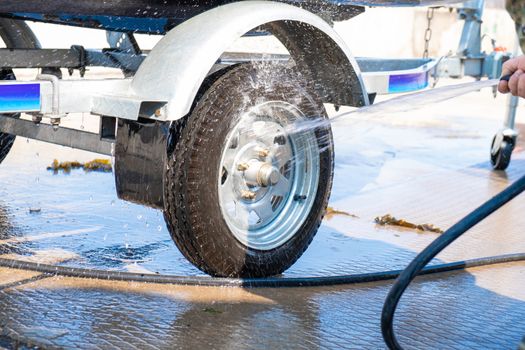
[163,63,334,277]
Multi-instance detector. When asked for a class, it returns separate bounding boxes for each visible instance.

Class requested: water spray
[287,78,504,136]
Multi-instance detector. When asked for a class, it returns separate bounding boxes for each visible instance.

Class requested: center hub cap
[243,161,280,188]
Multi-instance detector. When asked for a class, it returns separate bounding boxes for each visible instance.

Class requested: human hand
[498,55,525,98]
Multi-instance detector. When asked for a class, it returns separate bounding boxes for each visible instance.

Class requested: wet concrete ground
[0,81,524,348]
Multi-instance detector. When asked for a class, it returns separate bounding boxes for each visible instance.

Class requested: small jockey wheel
[490,131,516,171]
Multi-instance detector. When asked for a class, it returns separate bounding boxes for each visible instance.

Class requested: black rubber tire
[0,19,40,164]
[490,136,514,171]
[163,63,334,278]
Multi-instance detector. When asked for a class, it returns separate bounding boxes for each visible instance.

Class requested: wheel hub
[241,160,280,188]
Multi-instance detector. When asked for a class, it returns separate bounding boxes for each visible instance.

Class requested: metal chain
[423,7,434,59]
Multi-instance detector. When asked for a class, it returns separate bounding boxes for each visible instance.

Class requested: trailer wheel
[0,19,40,164]
[163,63,334,277]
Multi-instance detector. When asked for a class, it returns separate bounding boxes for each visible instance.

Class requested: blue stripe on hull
[0,84,40,113]
[388,72,429,93]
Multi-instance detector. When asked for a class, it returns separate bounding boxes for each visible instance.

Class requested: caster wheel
[163,62,334,278]
[490,135,514,171]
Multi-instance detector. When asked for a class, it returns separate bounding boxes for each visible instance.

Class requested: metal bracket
[36,73,61,126]
[69,45,87,77]
[433,0,510,80]
[456,0,484,58]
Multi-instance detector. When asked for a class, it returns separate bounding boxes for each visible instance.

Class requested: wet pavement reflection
[1,263,524,349]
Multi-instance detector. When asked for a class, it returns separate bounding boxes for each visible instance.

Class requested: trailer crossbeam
[0,116,113,155]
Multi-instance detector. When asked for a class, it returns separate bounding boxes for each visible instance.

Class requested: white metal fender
[130,0,369,121]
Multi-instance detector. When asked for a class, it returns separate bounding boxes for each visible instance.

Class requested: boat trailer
[0,0,515,276]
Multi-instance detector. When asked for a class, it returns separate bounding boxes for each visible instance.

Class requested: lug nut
[256,147,270,158]
[241,190,256,200]
[32,115,42,124]
[237,163,249,171]
[50,117,61,130]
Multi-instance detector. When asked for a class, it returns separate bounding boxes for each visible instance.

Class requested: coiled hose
[381,173,525,350]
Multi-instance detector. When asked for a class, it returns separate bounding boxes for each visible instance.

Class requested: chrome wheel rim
[218,101,320,250]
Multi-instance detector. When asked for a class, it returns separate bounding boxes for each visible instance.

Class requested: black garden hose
[381,172,525,350]
[0,251,523,288]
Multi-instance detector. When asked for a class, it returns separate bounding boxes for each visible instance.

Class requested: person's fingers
[508,69,524,96]
[499,56,525,95]
[501,58,519,77]
[498,79,510,94]
[518,74,525,98]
